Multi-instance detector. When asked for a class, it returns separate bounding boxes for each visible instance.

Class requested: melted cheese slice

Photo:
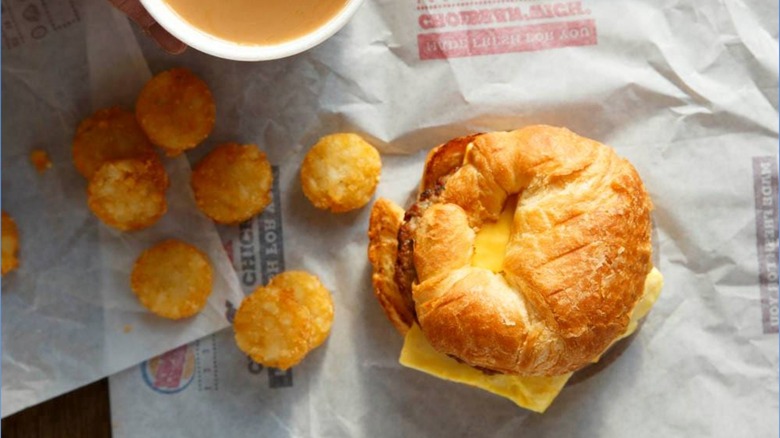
[471,195,517,272]
[625,267,664,334]
[399,268,664,412]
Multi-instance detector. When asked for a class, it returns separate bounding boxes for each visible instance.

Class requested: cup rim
[138,0,364,61]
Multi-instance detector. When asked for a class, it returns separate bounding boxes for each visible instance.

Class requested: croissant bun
[369,126,653,376]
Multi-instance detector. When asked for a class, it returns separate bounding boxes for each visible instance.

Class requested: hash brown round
[72,107,157,179]
[300,133,381,213]
[87,157,169,231]
[233,271,334,369]
[131,239,214,320]
[136,68,216,156]
[2,211,19,276]
[191,143,273,224]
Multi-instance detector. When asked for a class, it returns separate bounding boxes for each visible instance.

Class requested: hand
[109,0,187,54]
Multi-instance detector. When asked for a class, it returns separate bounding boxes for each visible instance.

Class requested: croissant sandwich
[367,125,663,412]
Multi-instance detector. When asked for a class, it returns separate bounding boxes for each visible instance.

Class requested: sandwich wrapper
[3,0,778,435]
[0,0,244,417]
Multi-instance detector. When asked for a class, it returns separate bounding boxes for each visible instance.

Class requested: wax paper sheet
[0,0,244,417]
[7,0,778,435]
[107,0,779,436]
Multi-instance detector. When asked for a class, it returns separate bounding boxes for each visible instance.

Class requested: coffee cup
[139,0,365,61]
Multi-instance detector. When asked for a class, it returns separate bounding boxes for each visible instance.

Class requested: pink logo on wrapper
[140,344,196,394]
[416,0,597,60]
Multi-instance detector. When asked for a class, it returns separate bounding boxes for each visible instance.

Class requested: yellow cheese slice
[399,267,664,413]
[627,267,664,331]
[400,323,572,412]
[470,196,517,272]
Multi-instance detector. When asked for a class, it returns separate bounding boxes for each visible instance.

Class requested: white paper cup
[139,0,364,61]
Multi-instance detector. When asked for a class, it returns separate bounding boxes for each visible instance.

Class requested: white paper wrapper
[0,0,244,417]
[6,0,778,434]
[108,0,779,435]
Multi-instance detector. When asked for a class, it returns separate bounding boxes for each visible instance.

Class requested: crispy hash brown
[191,143,273,224]
[136,68,216,156]
[267,271,334,349]
[2,211,20,276]
[72,107,157,179]
[300,133,381,213]
[131,239,214,319]
[234,287,314,370]
[87,158,169,231]
[234,271,334,370]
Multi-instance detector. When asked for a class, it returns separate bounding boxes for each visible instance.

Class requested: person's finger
[147,23,187,55]
[108,0,187,55]
[108,0,154,28]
